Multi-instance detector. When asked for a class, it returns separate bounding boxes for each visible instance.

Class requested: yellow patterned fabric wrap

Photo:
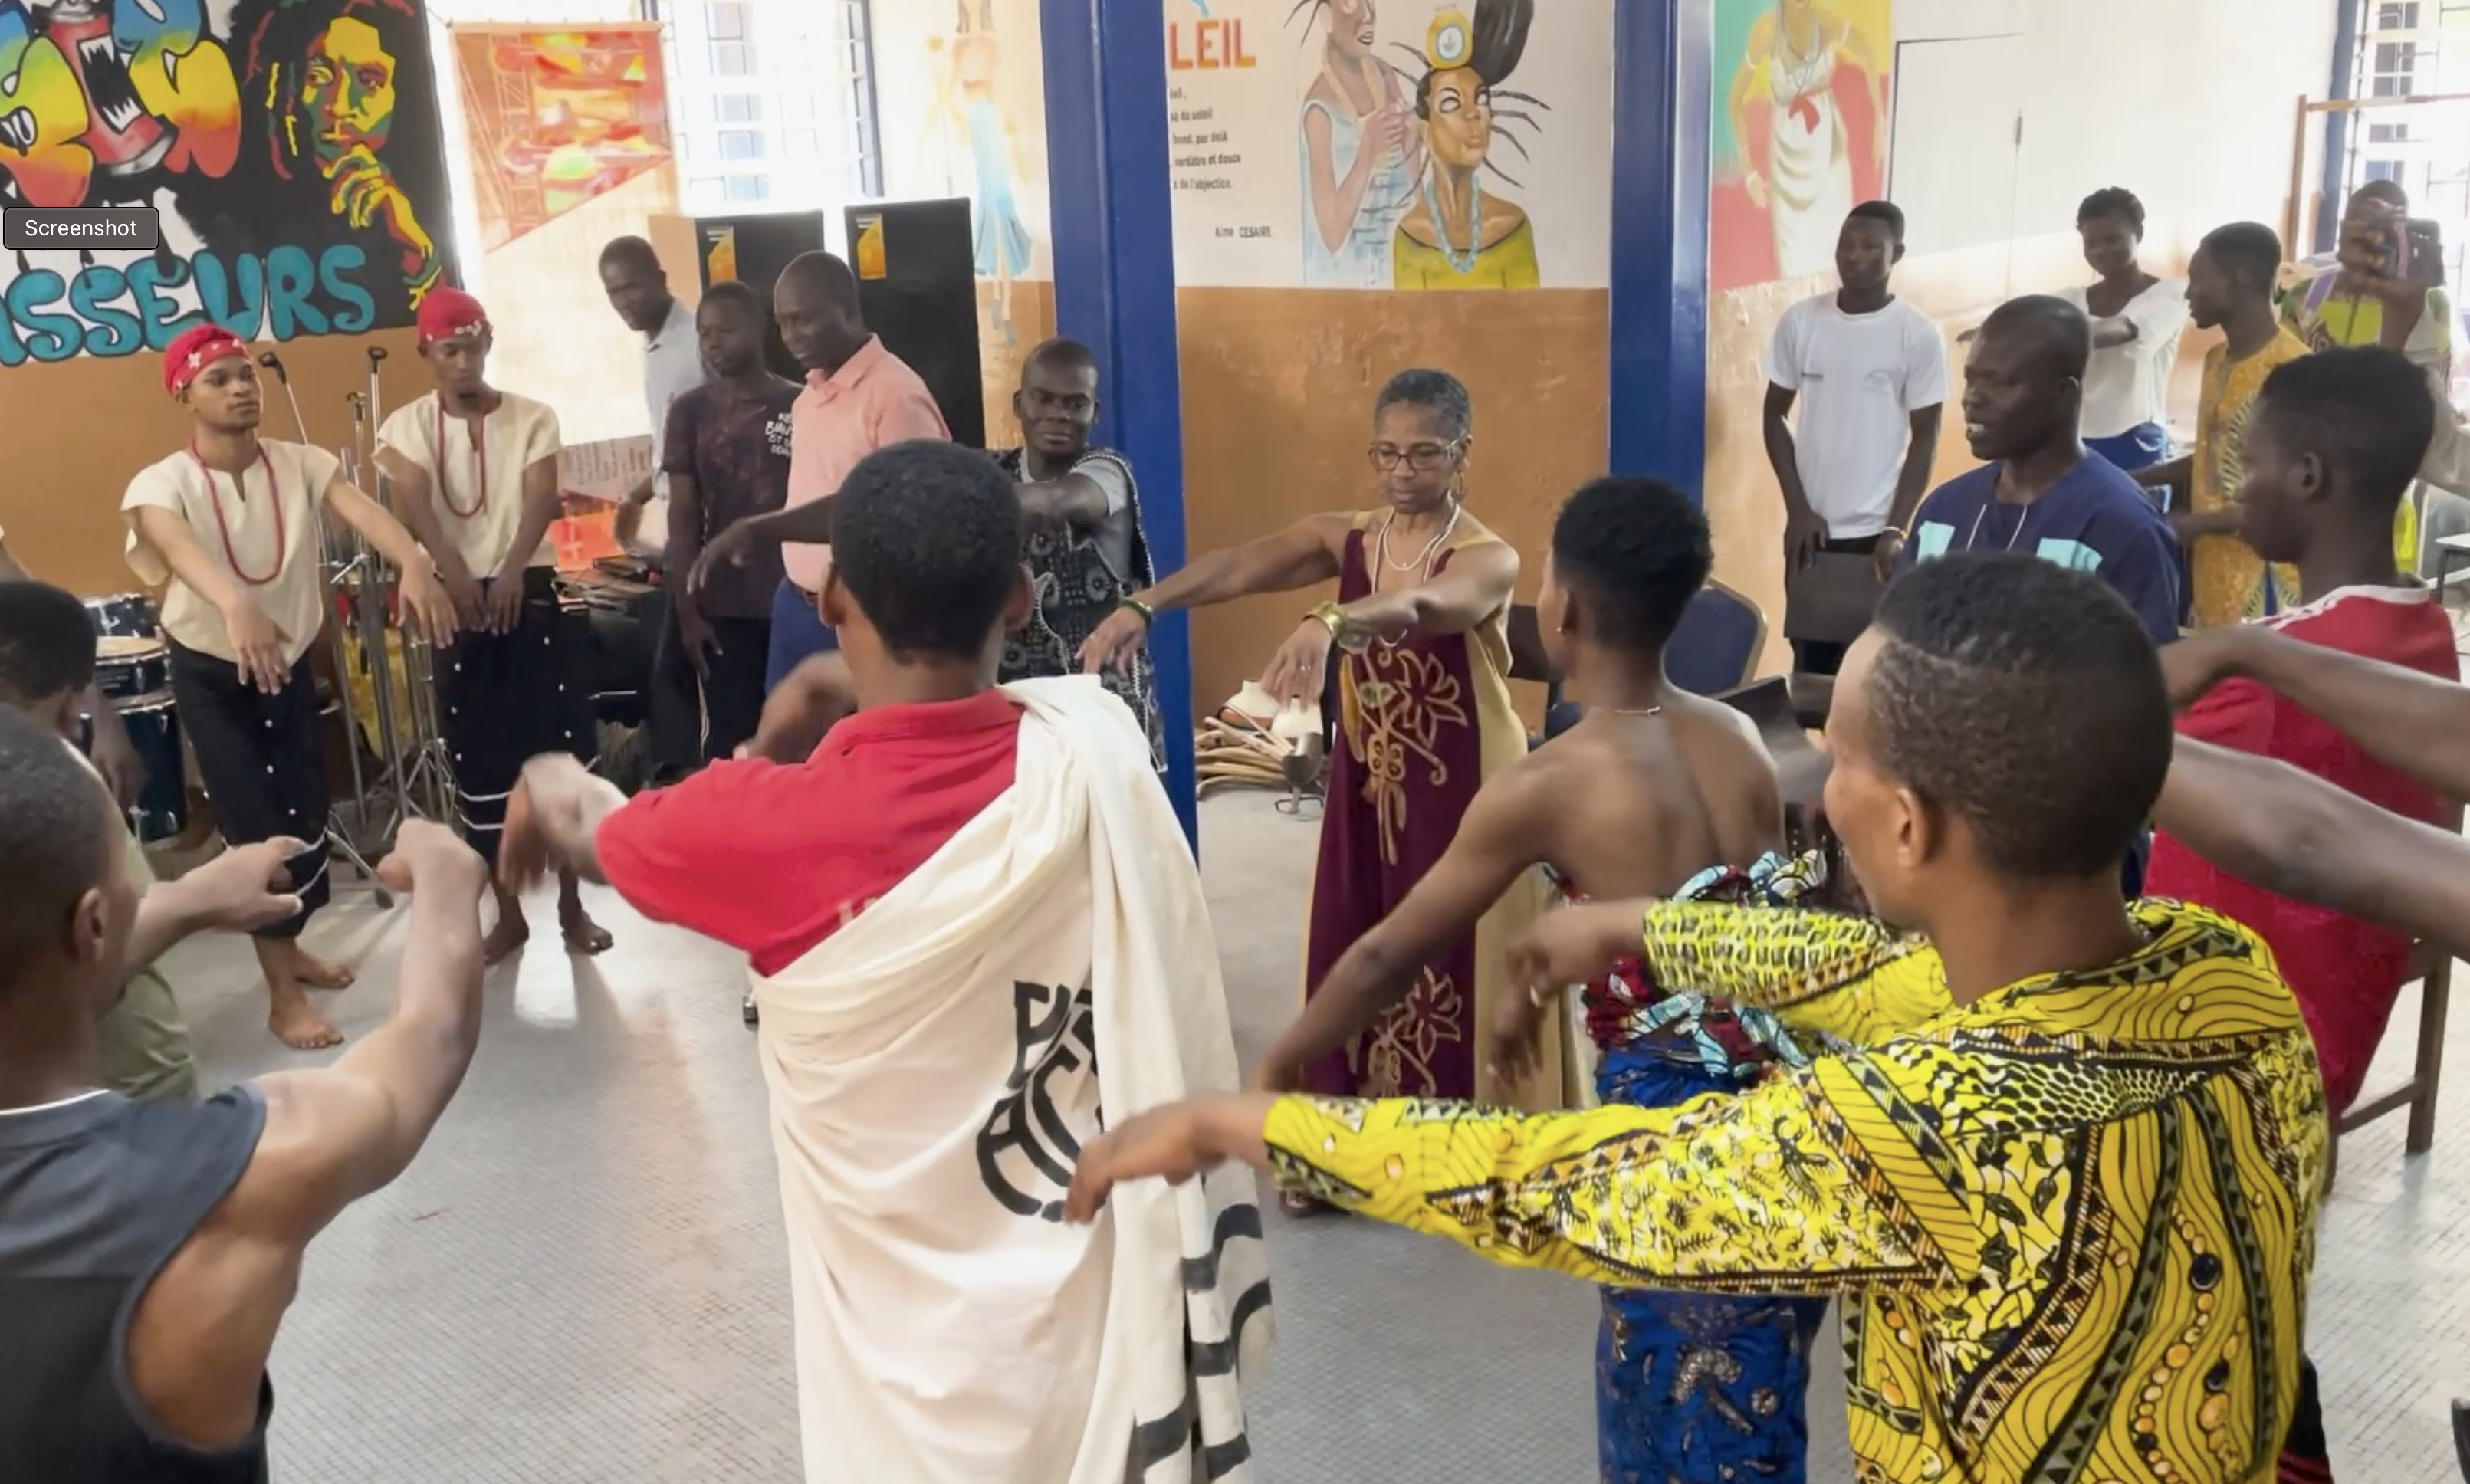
[1263,899,2326,1484]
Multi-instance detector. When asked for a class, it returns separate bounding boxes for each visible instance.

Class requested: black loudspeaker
[844,199,987,448]
[693,210,829,382]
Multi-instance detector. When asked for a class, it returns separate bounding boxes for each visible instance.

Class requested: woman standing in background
[1081,369,1556,1215]
[2060,188,2188,473]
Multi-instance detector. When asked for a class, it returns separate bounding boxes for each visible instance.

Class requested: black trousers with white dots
[167,642,330,940]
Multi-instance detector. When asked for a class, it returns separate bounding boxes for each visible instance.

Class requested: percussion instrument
[94,634,171,701]
[80,695,189,845]
[84,593,159,639]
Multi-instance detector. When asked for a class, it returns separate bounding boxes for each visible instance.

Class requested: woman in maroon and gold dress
[1082,369,1555,1210]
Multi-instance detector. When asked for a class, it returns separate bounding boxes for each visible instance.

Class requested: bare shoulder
[1669,691,1779,770]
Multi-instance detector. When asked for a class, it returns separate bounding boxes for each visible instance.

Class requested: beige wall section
[0,329,429,598]
[979,282,1059,446]
[1174,288,1607,716]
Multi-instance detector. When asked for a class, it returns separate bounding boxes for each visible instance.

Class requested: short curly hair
[1373,368,1473,442]
[1866,553,2169,880]
[830,441,1022,662]
[1551,478,1710,648]
[2076,187,2147,236]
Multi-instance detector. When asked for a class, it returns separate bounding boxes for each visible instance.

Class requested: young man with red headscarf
[376,287,613,964]
[122,323,458,1049]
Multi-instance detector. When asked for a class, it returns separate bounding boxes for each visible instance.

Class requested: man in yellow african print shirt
[1070,553,2327,1484]
[2143,223,2309,628]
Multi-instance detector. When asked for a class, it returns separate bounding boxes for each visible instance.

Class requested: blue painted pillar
[2316,0,2360,254]
[1607,0,1714,495]
[1039,0,1199,847]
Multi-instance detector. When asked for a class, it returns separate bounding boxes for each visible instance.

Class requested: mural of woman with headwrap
[1390,0,1545,291]
[1292,0,1420,289]
[924,0,1033,344]
[186,0,452,322]
[1717,0,1890,288]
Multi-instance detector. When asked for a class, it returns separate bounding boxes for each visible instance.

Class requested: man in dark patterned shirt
[663,283,800,762]
[991,338,1164,770]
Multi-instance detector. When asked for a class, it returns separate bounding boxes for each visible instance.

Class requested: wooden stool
[2327,938,2450,1190]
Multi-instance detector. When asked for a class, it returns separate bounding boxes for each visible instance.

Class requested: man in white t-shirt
[1762,200,1949,674]
[375,288,611,965]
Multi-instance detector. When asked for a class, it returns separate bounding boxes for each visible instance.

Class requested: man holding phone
[2282,181,2455,566]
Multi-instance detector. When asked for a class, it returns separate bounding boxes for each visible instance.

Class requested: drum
[79,694,189,845]
[84,593,159,639]
[94,634,170,701]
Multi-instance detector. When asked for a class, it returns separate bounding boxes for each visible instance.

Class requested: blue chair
[1665,580,1768,697]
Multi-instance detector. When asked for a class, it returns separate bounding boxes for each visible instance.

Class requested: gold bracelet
[1309,600,1347,639]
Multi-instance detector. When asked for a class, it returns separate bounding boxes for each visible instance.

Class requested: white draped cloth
[751,677,1273,1483]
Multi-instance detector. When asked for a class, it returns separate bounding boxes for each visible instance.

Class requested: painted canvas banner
[1180,0,1614,291]
[0,0,455,364]
[1711,0,1894,291]
[449,25,671,253]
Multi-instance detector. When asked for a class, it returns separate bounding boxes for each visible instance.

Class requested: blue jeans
[765,579,838,692]
[2087,422,2169,472]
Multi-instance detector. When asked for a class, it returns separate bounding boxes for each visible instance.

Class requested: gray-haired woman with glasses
[1079,367,1558,1212]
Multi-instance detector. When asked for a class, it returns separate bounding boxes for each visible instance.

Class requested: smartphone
[2385,217,2446,287]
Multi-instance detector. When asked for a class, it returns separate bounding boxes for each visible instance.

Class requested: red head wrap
[416,286,490,346]
[164,324,248,398]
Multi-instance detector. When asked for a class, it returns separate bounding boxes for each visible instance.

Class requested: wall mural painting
[0,0,455,363]
[921,1,1036,345]
[450,25,671,254]
[1712,0,1894,292]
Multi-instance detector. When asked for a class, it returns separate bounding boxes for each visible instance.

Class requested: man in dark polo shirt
[0,733,491,1483]
[660,281,800,763]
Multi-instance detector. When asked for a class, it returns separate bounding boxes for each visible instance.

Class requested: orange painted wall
[1173,287,1606,714]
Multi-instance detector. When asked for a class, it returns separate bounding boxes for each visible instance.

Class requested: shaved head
[778,251,860,313]
[1978,294,2091,380]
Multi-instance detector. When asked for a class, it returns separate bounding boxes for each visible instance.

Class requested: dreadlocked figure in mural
[1391,0,1545,291]
[224,0,442,307]
[1292,0,1421,288]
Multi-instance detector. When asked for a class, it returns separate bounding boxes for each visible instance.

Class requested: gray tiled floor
[166,792,2466,1482]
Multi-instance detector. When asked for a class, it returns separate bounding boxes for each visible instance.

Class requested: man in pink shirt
[693,251,949,689]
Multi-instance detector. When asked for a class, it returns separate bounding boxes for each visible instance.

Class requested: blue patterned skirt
[1595,1046,1828,1484]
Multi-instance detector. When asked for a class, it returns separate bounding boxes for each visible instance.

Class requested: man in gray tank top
[0,704,491,1482]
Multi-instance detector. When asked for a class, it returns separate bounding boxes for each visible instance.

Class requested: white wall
[1892,0,2336,302]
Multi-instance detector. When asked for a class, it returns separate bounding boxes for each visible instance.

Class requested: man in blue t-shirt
[1883,295,2183,643]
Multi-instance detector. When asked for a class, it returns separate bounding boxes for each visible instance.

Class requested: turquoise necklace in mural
[1423,173,1483,275]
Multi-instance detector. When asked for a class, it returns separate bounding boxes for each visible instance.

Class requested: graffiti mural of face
[0,3,97,207]
[1424,67,1493,172]
[301,15,396,176]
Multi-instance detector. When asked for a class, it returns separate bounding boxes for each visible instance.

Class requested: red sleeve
[2175,673,2276,754]
[594,760,850,960]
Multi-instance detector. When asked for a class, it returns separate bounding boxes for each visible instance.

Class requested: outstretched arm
[1340,537,1517,639]
[1069,1079,1960,1296]
[1509,898,1947,1046]
[2157,737,2470,956]
[2164,624,2470,800]
[320,472,457,645]
[1138,512,1355,613]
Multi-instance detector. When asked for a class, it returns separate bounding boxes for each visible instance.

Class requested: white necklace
[1375,499,1460,577]
[1966,497,2032,554]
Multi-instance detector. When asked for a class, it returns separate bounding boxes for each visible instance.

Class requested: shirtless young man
[1256,476,1827,1481]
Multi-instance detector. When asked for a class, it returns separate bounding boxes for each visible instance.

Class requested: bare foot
[483,911,531,966]
[560,905,614,957]
[268,986,344,1050]
[294,949,356,990]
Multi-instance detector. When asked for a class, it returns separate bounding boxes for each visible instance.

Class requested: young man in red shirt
[2141,345,2459,1484]
[496,439,1268,1484]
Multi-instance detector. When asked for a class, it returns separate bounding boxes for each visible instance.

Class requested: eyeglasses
[1367,440,1463,473]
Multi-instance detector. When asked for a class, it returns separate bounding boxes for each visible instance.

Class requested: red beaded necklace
[184,442,284,587]
[432,396,489,518]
